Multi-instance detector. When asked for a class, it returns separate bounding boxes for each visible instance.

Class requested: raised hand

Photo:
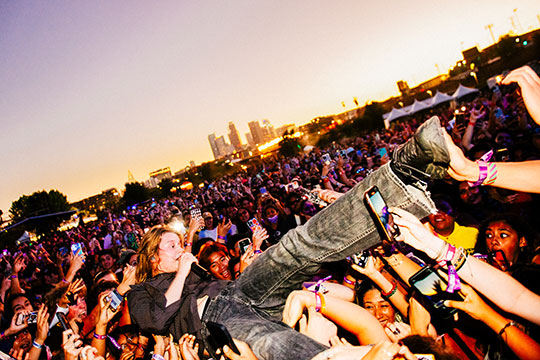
[501,65,540,124]
[178,333,200,360]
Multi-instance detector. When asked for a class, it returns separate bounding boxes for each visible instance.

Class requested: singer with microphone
[127,226,228,343]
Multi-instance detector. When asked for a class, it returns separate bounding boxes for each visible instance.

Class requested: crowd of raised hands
[1,63,540,359]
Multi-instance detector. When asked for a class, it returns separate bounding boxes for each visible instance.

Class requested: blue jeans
[202,163,436,360]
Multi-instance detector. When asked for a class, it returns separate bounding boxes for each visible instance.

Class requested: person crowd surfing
[1,63,540,359]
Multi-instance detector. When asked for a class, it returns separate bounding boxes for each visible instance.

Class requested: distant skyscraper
[208,133,220,160]
[248,120,264,145]
[215,136,230,158]
[245,132,255,147]
[228,122,242,151]
[261,119,276,142]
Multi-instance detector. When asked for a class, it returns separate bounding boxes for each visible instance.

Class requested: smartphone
[286,181,299,193]
[299,188,328,208]
[488,249,510,271]
[106,289,124,311]
[247,218,263,233]
[454,109,467,128]
[15,311,38,326]
[321,154,332,166]
[238,238,252,256]
[409,266,463,319]
[205,321,240,355]
[190,206,204,230]
[349,250,370,268]
[56,312,72,331]
[364,186,399,243]
[71,242,84,257]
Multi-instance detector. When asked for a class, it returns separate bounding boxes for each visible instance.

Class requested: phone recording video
[364,186,400,244]
[409,266,463,319]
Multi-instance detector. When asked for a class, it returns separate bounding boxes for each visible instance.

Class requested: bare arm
[392,207,540,326]
[445,131,540,193]
[283,290,388,345]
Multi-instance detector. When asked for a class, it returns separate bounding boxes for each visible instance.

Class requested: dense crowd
[1,64,540,360]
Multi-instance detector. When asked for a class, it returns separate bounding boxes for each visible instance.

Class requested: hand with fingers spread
[178,333,200,360]
[223,339,258,360]
[501,65,540,124]
[61,278,85,307]
[217,219,233,239]
[9,348,28,360]
[251,228,268,250]
[13,254,27,275]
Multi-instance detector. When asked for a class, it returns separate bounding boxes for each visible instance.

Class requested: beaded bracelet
[381,281,398,298]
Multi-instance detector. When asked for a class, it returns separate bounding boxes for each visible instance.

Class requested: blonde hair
[135,225,183,283]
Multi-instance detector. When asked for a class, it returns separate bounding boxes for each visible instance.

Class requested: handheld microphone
[191,262,212,280]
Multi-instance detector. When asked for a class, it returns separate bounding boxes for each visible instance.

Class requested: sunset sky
[1,1,539,216]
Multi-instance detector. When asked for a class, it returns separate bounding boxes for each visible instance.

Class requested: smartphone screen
[364,186,398,243]
[238,238,252,255]
[409,266,462,319]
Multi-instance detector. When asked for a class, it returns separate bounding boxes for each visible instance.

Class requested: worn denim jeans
[202,163,436,360]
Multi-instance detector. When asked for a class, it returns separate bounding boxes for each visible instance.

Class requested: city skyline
[1,1,540,216]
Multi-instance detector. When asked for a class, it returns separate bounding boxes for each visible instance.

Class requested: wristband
[93,332,107,340]
[217,235,226,240]
[254,249,262,254]
[483,162,498,186]
[10,274,17,279]
[315,292,326,313]
[321,175,328,180]
[185,242,192,247]
[152,355,166,360]
[32,340,43,349]
[381,281,397,298]
[343,276,356,286]
[498,321,516,338]
[468,161,488,187]
[0,331,5,340]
